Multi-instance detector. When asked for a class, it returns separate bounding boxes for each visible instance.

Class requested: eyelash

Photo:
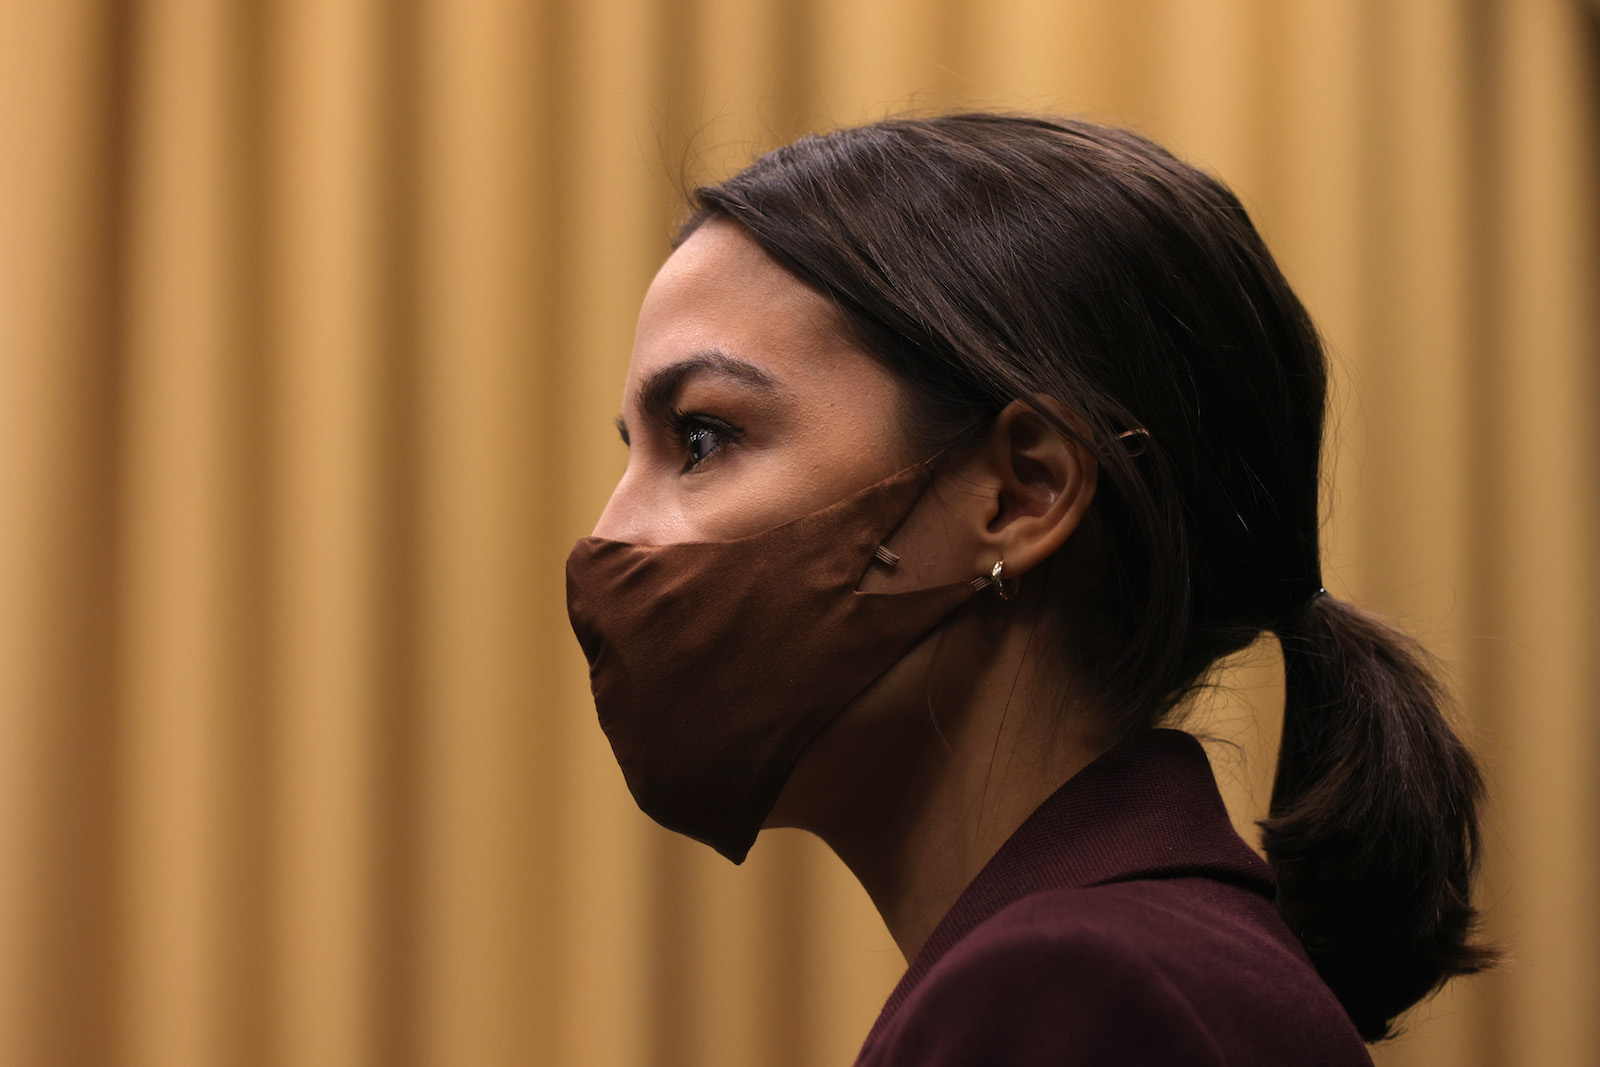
[668,409,743,474]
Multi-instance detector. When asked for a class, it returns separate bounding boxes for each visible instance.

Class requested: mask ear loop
[867,444,968,574]
[919,422,1150,597]
[888,418,1099,592]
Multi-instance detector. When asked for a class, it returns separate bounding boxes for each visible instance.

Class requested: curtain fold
[2,1,1595,1064]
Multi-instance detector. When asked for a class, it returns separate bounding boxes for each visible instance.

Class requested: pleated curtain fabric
[1,1,1595,1065]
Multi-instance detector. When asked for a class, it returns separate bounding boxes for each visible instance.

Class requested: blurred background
[3,0,1597,1065]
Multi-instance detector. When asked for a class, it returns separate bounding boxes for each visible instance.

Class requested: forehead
[628,219,877,395]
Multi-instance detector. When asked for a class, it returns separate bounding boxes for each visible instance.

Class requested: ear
[968,397,1098,580]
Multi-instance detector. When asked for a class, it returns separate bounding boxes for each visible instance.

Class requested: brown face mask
[565,460,978,863]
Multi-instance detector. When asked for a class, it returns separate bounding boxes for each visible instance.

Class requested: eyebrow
[616,349,782,444]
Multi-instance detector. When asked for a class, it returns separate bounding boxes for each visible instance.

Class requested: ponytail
[1262,593,1497,1041]
[688,112,1498,1039]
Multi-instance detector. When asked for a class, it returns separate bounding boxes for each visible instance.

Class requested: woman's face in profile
[589,215,1101,837]
[594,217,999,830]
[594,219,917,550]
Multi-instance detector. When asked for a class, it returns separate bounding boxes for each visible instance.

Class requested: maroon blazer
[853,730,1374,1066]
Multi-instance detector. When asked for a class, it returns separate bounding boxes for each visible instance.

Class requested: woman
[566,113,1492,1064]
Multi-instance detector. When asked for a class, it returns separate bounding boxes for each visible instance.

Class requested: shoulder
[859,881,1372,1067]
[862,887,1227,1066]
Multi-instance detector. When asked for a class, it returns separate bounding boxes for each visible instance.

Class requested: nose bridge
[591,462,649,542]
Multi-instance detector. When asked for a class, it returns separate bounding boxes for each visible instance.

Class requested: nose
[591,463,666,544]
[590,473,635,542]
[592,463,701,546]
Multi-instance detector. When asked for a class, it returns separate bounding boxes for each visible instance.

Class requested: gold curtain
[2,1,1596,1064]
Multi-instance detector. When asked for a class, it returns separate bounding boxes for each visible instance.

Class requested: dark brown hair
[683,113,1493,1041]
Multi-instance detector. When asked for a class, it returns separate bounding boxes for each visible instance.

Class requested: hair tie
[1276,584,1327,632]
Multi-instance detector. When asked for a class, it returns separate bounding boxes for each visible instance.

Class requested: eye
[670,410,742,473]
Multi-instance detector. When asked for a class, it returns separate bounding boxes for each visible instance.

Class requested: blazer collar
[873,728,1275,1027]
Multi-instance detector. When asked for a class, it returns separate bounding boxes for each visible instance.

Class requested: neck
[774,605,1110,961]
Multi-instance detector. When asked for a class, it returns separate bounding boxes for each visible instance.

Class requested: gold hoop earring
[971,559,1021,600]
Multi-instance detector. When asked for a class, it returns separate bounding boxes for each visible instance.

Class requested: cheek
[676,470,841,541]
[593,458,824,544]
